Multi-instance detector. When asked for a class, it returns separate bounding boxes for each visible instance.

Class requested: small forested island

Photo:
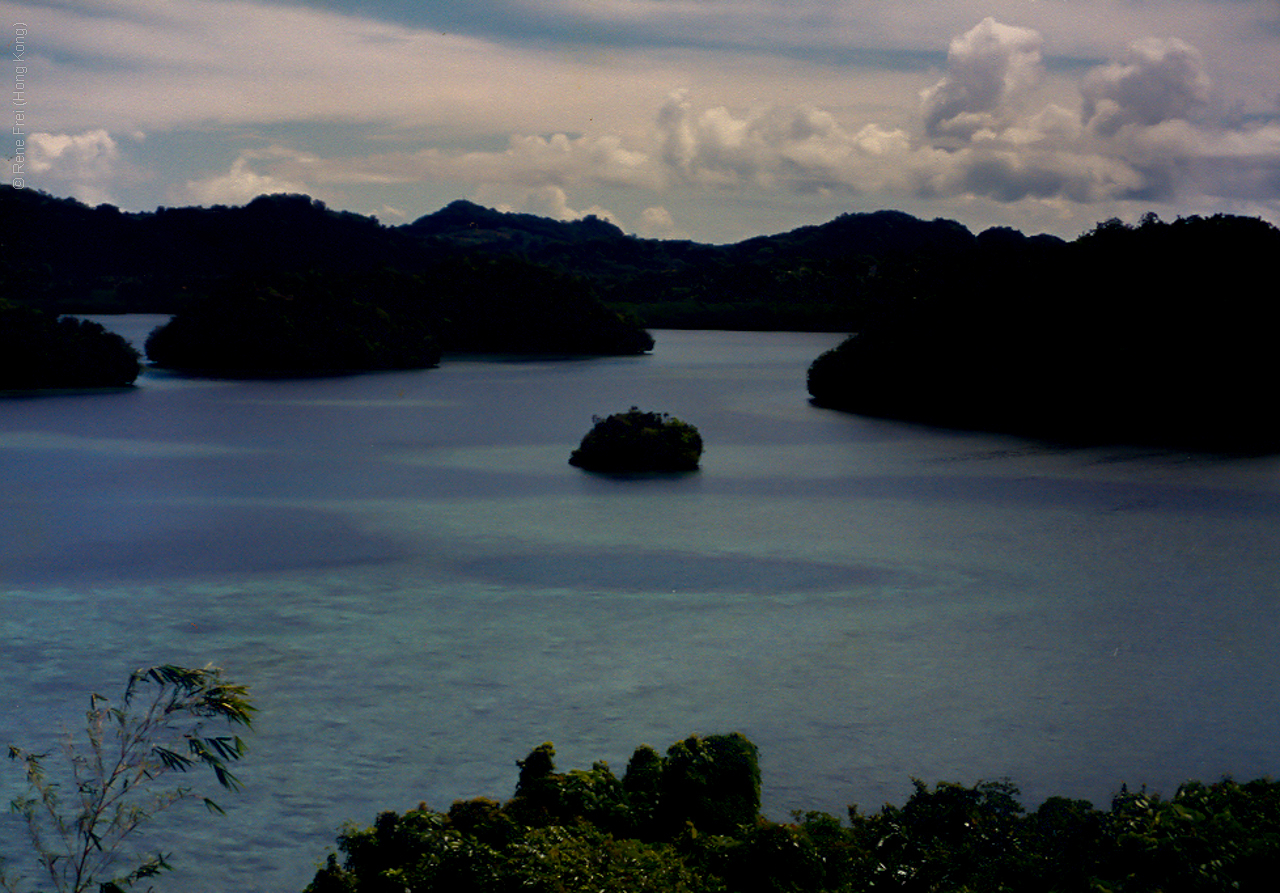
[142,259,652,375]
[808,214,1280,453]
[306,732,1280,893]
[569,407,703,472]
[0,300,141,389]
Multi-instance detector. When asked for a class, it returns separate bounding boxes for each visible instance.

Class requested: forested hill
[807,212,1280,452]
[7,189,1278,446]
[402,199,1045,331]
[1,188,1059,331]
[1,190,431,314]
[0,189,657,358]
[4,189,1275,343]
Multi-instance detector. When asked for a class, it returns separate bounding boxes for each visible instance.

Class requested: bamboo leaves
[1,664,254,893]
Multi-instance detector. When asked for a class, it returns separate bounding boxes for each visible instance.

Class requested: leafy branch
[1,664,254,893]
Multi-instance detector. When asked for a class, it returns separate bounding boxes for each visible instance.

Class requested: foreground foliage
[0,301,140,390]
[569,407,704,472]
[1,665,254,893]
[307,733,1280,893]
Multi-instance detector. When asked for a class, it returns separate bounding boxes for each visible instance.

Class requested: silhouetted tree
[0,301,140,389]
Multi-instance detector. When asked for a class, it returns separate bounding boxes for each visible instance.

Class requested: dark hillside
[0,190,429,314]
[807,213,1280,452]
[0,190,652,358]
[2,189,1013,333]
[399,204,996,331]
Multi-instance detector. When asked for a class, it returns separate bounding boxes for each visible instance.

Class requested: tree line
[8,670,1279,893]
[0,189,1030,333]
[0,299,140,388]
[307,731,1280,893]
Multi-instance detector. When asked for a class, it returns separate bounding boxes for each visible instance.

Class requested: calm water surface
[3,319,1279,891]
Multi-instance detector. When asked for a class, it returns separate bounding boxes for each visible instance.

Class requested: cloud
[263,131,661,199]
[1190,123,1280,200]
[27,129,118,175]
[655,90,913,193]
[184,150,311,205]
[920,17,1045,142]
[186,11,1276,231]
[25,130,123,204]
[1082,37,1211,136]
[9,0,679,139]
[453,134,657,190]
[906,31,1220,206]
[911,142,1146,205]
[637,206,679,238]
[632,19,1280,218]
[474,183,621,228]
[9,0,1279,239]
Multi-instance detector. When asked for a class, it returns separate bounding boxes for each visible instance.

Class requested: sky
[6,0,1280,243]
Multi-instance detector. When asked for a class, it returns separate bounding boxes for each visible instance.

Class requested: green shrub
[623,745,666,839]
[509,824,710,893]
[857,779,1024,892]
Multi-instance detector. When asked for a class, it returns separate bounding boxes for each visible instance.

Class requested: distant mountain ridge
[403,199,628,247]
[0,190,659,362]
[1,188,1053,330]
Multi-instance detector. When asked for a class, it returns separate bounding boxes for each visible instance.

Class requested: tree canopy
[807,213,1280,452]
[569,407,703,472]
[0,301,140,389]
[305,732,1280,893]
[143,271,441,376]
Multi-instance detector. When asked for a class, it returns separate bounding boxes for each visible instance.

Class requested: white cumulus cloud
[26,130,118,176]
[475,183,621,228]
[184,152,311,206]
[920,17,1045,143]
[25,130,122,203]
[654,90,913,194]
[637,206,678,238]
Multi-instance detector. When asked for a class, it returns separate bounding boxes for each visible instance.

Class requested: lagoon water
[3,319,1280,892]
